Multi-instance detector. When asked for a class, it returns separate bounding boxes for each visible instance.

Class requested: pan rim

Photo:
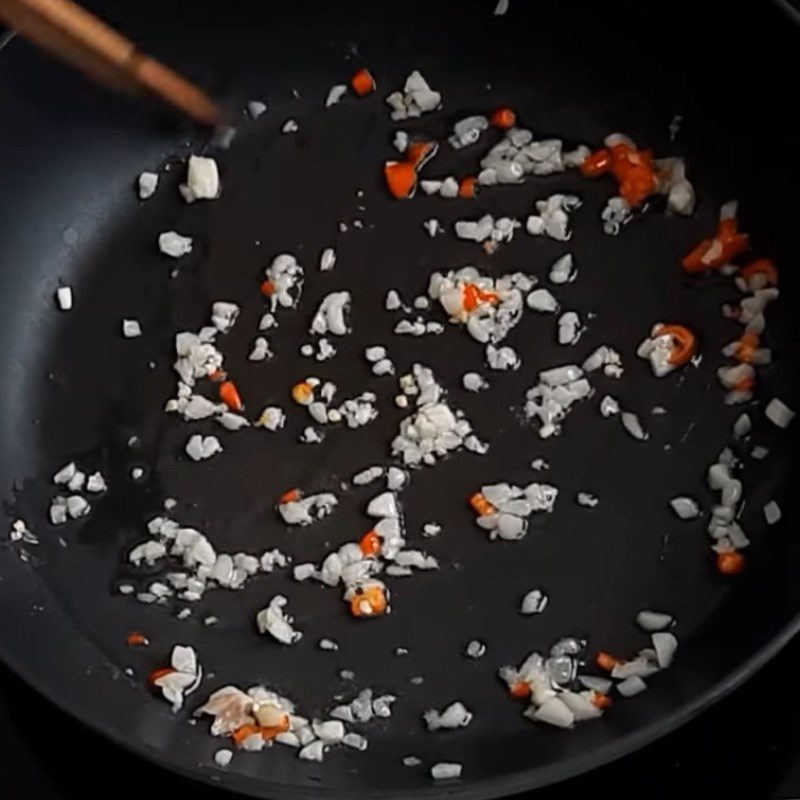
[2,1,799,794]
[1,548,799,800]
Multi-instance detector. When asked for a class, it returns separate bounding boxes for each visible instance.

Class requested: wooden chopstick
[0,0,222,125]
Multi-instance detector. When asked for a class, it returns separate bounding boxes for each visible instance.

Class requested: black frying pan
[1,1,799,798]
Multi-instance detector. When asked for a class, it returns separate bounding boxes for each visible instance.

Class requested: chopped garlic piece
[548,253,576,284]
[122,319,142,338]
[319,247,337,271]
[526,194,581,241]
[247,100,267,119]
[520,588,548,614]
[423,701,472,731]
[138,171,158,199]
[764,500,782,525]
[256,595,302,644]
[249,337,272,361]
[325,84,347,107]
[185,434,223,462]
[621,411,648,441]
[56,286,73,311]
[431,763,462,780]
[180,155,220,203]
[310,291,351,336]
[527,288,559,313]
[279,492,338,526]
[159,231,193,258]
[765,398,795,429]
[670,496,700,520]
[462,372,489,392]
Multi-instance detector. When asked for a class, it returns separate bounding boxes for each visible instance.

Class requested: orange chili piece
[509,681,531,699]
[716,550,745,576]
[349,584,388,618]
[219,380,244,412]
[591,692,613,710]
[581,142,658,207]
[739,258,778,286]
[405,140,438,170]
[683,215,749,273]
[350,68,376,97]
[595,651,621,672]
[462,283,499,312]
[490,107,517,130]
[733,376,755,394]
[655,324,697,366]
[383,161,417,199]
[260,279,276,297]
[232,724,262,745]
[458,176,477,199]
[279,488,301,504]
[207,368,227,383]
[359,529,381,557]
[613,145,657,207]
[383,139,437,200]
[126,631,149,647]
[469,492,496,516]
[291,381,314,405]
[580,148,612,178]
[148,666,175,685]
[260,718,290,740]
[733,330,760,364]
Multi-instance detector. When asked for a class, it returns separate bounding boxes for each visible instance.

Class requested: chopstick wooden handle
[0,0,222,125]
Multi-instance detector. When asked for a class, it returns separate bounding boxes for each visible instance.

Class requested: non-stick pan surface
[1,1,799,798]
